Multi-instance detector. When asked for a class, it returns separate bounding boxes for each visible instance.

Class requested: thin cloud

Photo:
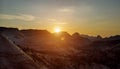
[0,14,35,21]
[57,8,75,13]
[48,19,67,25]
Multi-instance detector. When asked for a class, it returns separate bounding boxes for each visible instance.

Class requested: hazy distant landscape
[0,27,120,69]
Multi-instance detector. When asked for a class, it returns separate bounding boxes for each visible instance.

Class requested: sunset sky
[0,0,120,37]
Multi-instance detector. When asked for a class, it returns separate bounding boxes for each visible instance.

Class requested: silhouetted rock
[0,34,40,69]
[0,27,120,69]
[80,34,102,41]
[104,35,120,40]
[0,27,25,48]
[72,32,91,47]
[21,29,51,37]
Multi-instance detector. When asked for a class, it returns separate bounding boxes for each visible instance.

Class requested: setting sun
[54,27,61,33]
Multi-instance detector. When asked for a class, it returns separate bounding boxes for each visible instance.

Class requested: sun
[54,27,61,33]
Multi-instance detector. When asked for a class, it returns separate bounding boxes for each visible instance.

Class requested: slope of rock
[0,27,25,48]
[0,34,41,69]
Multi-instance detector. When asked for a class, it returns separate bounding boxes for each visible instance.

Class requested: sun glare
[54,27,61,33]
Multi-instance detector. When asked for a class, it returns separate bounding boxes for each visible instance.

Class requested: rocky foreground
[0,27,120,69]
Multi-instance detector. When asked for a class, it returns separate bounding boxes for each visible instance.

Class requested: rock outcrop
[0,34,40,69]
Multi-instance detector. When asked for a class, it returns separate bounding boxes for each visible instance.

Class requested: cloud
[57,8,74,13]
[48,19,67,24]
[0,14,35,21]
